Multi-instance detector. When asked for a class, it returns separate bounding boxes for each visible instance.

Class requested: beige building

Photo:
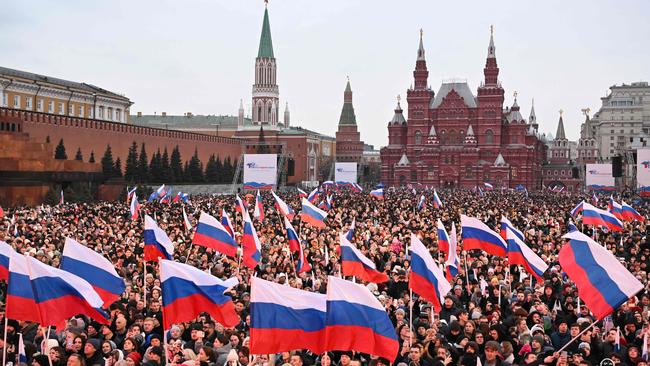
[0,66,132,123]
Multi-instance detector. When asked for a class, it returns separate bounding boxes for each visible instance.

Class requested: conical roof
[556,112,566,140]
[257,6,274,58]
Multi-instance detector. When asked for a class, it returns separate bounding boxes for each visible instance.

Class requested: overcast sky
[3,1,649,147]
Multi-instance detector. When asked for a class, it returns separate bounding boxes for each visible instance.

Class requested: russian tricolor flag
[445,224,459,282]
[242,209,262,269]
[272,191,295,220]
[560,231,643,319]
[182,207,193,231]
[582,202,624,232]
[0,240,12,281]
[339,234,388,283]
[325,276,399,361]
[570,201,585,217]
[433,189,443,209]
[250,277,327,354]
[592,193,599,205]
[437,219,450,253]
[221,209,235,238]
[160,259,239,329]
[193,211,238,258]
[61,237,126,307]
[416,195,425,211]
[307,188,320,204]
[505,227,548,281]
[235,194,247,214]
[144,215,175,262]
[59,190,64,205]
[500,216,524,242]
[483,182,494,190]
[297,188,308,198]
[6,251,41,323]
[284,216,301,252]
[25,255,109,328]
[301,198,328,229]
[621,201,644,222]
[568,220,579,233]
[129,192,140,221]
[346,218,356,241]
[126,186,137,203]
[410,234,452,312]
[608,196,624,220]
[254,190,265,221]
[370,188,384,200]
[461,215,508,257]
[297,241,311,274]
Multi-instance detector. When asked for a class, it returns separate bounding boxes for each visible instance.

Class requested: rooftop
[430,82,477,108]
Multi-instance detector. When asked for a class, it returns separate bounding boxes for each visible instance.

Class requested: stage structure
[585,163,615,191]
[334,162,358,184]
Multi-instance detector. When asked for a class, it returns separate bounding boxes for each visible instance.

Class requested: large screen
[243,154,277,190]
[637,149,650,196]
[335,162,358,184]
[585,163,615,191]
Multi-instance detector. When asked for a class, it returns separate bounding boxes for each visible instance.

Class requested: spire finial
[559,109,564,117]
[397,94,401,102]
[420,28,423,39]
[490,24,493,36]
[264,0,268,7]
[582,107,591,116]
[513,91,518,100]
[532,97,535,107]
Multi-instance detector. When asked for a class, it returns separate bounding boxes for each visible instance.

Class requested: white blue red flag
[370,188,384,200]
[560,230,643,319]
[437,219,450,253]
[235,194,247,214]
[307,188,320,204]
[433,189,443,209]
[182,207,193,231]
[570,201,585,217]
[160,259,239,329]
[417,195,425,211]
[591,193,599,205]
[0,240,12,281]
[483,182,493,190]
[6,250,40,323]
[608,195,624,220]
[250,277,326,354]
[242,209,262,269]
[461,215,507,257]
[296,241,311,274]
[582,202,624,232]
[193,211,238,258]
[144,215,175,261]
[500,216,524,242]
[254,190,265,221]
[568,220,579,233]
[324,276,399,361]
[505,227,548,281]
[284,216,301,252]
[445,224,459,282]
[297,188,308,198]
[25,255,109,328]
[409,234,451,312]
[126,186,137,203]
[621,200,644,222]
[221,208,234,238]
[59,190,64,205]
[339,234,388,283]
[272,191,295,220]
[300,198,328,229]
[18,332,26,363]
[345,218,356,241]
[61,237,126,307]
[129,192,140,221]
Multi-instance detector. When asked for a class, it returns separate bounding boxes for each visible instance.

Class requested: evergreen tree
[257,125,270,153]
[54,138,67,160]
[114,158,123,177]
[75,147,83,161]
[101,145,115,179]
[137,143,149,183]
[160,148,171,182]
[223,156,233,183]
[89,150,95,163]
[170,146,183,183]
[188,148,203,182]
[149,149,162,182]
[215,156,224,183]
[183,161,190,182]
[125,142,139,183]
[205,154,218,183]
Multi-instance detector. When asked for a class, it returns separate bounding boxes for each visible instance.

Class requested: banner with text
[243,154,277,190]
[585,163,615,191]
[637,148,650,196]
[335,162,358,184]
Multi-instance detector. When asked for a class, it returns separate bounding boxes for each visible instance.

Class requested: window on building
[561,170,565,175]
[2,93,6,107]
[79,105,84,116]
[411,170,417,182]
[48,101,54,113]
[116,109,122,122]
[99,106,104,119]
[107,107,113,120]
[37,99,43,112]
[58,102,64,114]
[26,97,32,109]
[465,164,473,177]
[414,130,422,145]
[68,104,74,115]
[13,95,20,108]
[486,129,494,144]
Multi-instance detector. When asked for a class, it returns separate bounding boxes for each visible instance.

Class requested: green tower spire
[257,4,274,58]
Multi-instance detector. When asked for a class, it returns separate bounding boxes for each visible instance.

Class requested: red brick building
[380,29,546,189]
[335,79,364,163]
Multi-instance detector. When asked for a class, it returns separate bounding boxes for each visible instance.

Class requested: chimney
[137,111,142,117]
[162,112,167,117]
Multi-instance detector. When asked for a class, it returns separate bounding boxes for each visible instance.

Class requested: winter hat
[127,352,142,366]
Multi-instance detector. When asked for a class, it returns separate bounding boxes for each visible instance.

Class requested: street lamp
[212,123,220,137]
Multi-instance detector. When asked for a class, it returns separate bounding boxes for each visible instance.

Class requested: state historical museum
[380,29,546,189]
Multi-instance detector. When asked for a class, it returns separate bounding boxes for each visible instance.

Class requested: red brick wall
[1,108,242,167]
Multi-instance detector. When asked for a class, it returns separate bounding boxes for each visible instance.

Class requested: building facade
[380,29,546,189]
[0,66,132,123]
[541,112,581,191]
[335,79,364,163]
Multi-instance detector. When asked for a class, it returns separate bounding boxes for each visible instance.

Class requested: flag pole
[556,317,602,353]
[2,318,7,366]
[46,325,53,366]
[143,261,148,309]
[407,239,413,348]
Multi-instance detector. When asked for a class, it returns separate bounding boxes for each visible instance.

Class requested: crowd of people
[1,187,649,366]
